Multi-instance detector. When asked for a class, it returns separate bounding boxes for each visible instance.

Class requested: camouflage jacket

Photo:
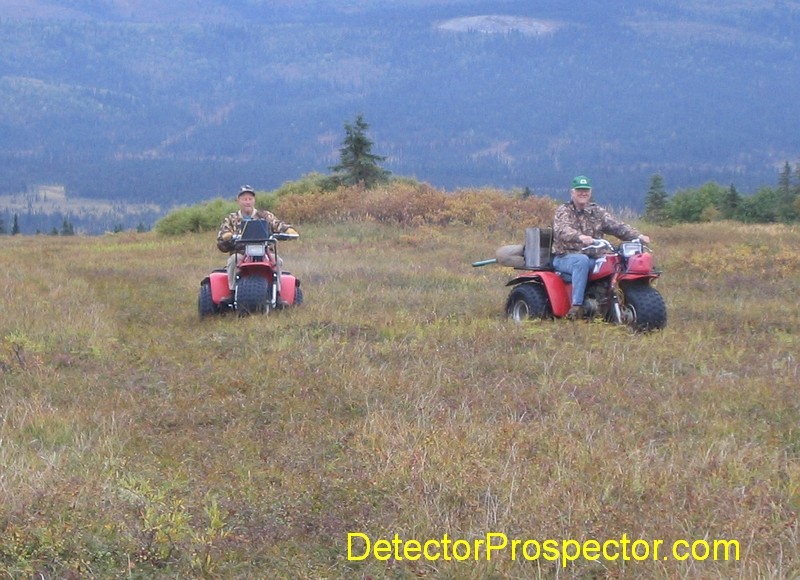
[552,201,640,256]
[216,210,292,253]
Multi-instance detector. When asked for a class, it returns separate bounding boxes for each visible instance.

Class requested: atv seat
[510,265,571,283]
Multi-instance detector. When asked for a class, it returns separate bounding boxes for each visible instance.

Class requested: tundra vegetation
[1,183,798,578]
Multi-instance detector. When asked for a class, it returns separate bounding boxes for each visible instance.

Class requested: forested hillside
[1,0,799,219]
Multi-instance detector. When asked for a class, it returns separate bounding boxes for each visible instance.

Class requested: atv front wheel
[236,275,269,315]
[506,283,552,322]
[620,284,667,331]
[198,281,217,318]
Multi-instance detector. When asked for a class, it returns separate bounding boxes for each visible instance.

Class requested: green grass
[1,221,798,578]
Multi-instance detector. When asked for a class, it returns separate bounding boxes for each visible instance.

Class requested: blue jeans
[552,253,594,306]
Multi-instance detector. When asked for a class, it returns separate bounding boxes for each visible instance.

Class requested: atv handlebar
[231,232,299,243]
[581,238,652,255]
[581,239,615,252]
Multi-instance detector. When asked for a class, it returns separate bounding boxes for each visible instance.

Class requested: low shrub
[154,198,235,235]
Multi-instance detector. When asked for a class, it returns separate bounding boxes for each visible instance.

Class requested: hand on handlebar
[274,229,299,240]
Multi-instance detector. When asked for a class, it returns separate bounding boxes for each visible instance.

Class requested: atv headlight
[622,241,642,258]
[245,244,265,257]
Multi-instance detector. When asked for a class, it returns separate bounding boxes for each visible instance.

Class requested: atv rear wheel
[198,281,217,318]
[236,275,269,315]
[620,284,667,331]
[506,283,552,321]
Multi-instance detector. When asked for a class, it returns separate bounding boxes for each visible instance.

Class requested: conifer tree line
[644,161,800,224]
[1,212,77,236]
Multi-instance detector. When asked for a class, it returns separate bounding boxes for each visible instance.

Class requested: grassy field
[0,220,798,578]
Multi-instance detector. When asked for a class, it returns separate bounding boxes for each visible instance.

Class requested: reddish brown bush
[275,182,556,228]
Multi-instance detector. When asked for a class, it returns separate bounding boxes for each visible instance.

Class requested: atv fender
[279,274,299,305]
[208,271,231,304]
[506,270,571,318]
[618,272,660,283]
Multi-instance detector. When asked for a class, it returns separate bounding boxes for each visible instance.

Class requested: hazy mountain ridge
[1,0,798,233]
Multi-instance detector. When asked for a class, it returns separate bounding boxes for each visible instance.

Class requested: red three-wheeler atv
[198,219,302,317]
[476,228,666,332]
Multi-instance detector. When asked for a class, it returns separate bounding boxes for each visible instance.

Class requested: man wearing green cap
[552,175,651,320]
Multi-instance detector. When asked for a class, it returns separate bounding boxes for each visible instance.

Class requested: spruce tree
[643,174,669,224]
[794,161,800,197]
[11,213,20,235]
[793,161,800,221]
[778,161,792,195]
[721,184,740,220]
[330,114,390,188]
[777,161,798,222]
[61,217,75,235]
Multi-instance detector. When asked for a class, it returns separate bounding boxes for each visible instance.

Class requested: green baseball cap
[571,175,592,189]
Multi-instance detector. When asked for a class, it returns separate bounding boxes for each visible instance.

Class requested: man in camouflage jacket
[217,185,298,298]
[552,175,650,319]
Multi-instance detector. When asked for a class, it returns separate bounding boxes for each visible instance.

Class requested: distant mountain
[1,0,478,22]
[1,0,799,231]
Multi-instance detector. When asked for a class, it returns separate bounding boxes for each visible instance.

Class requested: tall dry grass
[0,218,798,578]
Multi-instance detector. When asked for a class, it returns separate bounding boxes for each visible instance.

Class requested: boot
[566,304,584,320]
